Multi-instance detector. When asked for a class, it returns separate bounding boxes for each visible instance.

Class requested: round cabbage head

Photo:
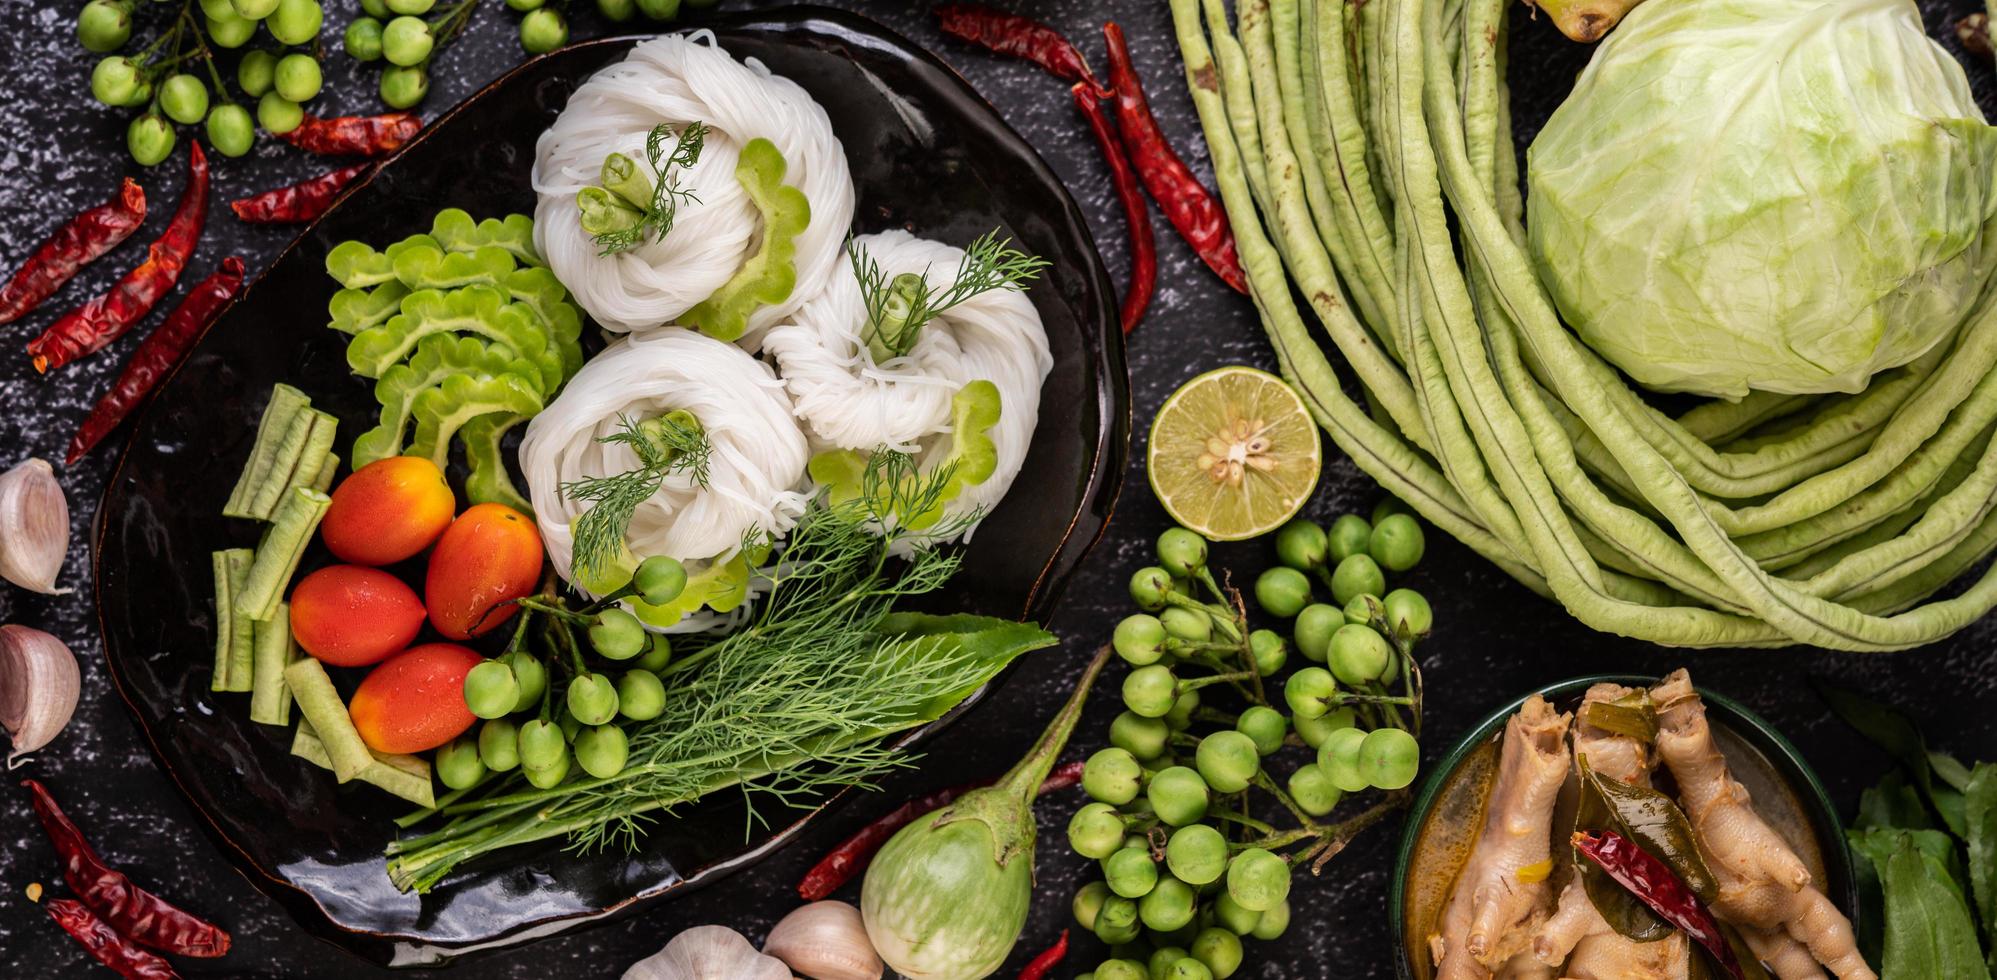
[1526,0,1997,398]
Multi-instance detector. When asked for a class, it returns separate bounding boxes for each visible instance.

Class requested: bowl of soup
[1390,673,1859,980]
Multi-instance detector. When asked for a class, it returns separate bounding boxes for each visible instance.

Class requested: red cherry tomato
[289,564,425,667]
[348,642,483,754]
[320,456,456,566]
[425,503,544,640]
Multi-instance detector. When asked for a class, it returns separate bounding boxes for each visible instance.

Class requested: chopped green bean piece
[250,602,300,726]
[211,548,255,692]
[237,487,331,622]
[223,384,311,519]
[293,719,435,806]
[285,660,372,783]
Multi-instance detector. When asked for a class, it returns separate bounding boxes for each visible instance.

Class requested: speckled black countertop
[4,1,1997,977]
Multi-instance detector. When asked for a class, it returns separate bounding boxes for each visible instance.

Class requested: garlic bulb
[764,901,882,980]
[0,625,80,767]
[623,925,791,980]
[0,459,71,595]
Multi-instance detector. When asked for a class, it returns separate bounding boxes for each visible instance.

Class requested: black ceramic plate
[92,8,1127,966]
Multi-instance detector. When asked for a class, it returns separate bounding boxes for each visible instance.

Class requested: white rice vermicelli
[531,32,855,342]
[519,327,812,594]
[763,229,1054,533]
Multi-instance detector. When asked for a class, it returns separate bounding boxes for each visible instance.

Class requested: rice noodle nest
[531,32,856,343]
[518,327,812,595]
[762,229,1054,536]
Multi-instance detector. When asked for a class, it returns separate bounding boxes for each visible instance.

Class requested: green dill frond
[591,121,708,256]
[561,412,713,579]
[852,228,1050,360]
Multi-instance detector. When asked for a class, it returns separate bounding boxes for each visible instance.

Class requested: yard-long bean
[1171,0,1997,650]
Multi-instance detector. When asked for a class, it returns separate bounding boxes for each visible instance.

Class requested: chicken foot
[1652,671,1874,980]
[1430,695,1573,979]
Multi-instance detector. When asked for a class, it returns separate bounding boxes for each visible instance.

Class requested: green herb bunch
[385,453,1049,893]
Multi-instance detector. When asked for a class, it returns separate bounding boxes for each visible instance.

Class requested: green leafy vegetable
[851,229,1050,363]
[585,121,707,256]
[679,137,808,341]
[1969,764,1997,955]
[560,411,713,583]
[1849,828,1992,980]
[1821,682,1969,837]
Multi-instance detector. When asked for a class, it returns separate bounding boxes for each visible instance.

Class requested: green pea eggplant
[860,644,1113,979]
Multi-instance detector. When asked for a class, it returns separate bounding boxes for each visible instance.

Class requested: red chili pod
[1072,82,1158,334]
[1016,929,1069,980]
[1102,22,1248,295]
[935,3,1109,96]
[1573,830,1744,980]
[66,256,247,465]
[24,779,233,958]
[277,112,422,156]
[0,178,147,324]
[231,163,372,224]
[44,899,182,980]
[29,143,209,373]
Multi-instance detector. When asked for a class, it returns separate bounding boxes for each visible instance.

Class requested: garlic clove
[0,625,80,768]
[764,901,884,980]
[624,924,792,980]
[0,458,71,595]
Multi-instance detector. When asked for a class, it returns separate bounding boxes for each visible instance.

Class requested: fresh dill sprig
[560,411,712,580]
[592,121,708,256]
[852,228,1051,361]
[384,454,1033,892]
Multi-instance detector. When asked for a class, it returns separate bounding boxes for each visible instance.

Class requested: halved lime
[1148,366,1321,541]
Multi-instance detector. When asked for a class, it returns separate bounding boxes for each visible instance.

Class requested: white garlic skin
[0,624,80,767]
[623,925,792,980]
[0,458,71,595]
[764,901,883,980]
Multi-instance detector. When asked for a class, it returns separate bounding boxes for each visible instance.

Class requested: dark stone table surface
[4,0,1997,976]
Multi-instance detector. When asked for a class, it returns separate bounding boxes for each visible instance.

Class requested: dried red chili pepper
[66,257,246,465]
[24,779,232,958]
[935,3,1110,97]
[44,899,182,980]
[1016,929,1069,980]
[231,163,372,224]
[797,760,1085,901]
[1073,83,1157,334]
[29,143,209,374]
[1102,22,1248,295]
[277,112,422,157]
[1573,830,1743,980]
[0,179,147,325]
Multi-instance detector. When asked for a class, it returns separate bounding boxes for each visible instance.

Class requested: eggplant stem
[998,644,1115,800]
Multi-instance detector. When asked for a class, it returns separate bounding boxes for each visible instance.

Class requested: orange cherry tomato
[289,564,425,667]
[320,456,456,566]
[348,642,483,754]
[425,503,544,640]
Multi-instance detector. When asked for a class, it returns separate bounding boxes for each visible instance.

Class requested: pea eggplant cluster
[444,554,687,789]
[1065,509,1433,978]
[80,0,333,164]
